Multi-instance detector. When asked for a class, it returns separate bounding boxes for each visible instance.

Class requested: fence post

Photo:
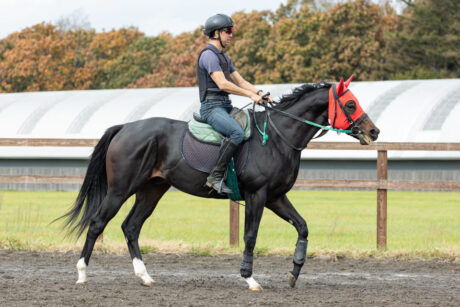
[229,200,239,246]
[377,150,388,249]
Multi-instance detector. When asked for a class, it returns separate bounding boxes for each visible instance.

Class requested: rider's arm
[229,71,259,94]
[230,71,273,103]
[211,71,262,103]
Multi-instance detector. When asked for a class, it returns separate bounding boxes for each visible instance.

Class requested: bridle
[252,86,368,151]
[330,84,368,137]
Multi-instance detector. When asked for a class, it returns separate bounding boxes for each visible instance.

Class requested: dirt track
[0,250,459,306]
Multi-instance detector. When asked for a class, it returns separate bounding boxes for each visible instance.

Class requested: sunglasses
[221,27,233,35]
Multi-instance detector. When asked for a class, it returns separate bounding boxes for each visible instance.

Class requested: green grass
[0,190,458,258]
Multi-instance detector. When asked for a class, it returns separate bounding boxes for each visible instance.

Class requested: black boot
[206,138,238,194]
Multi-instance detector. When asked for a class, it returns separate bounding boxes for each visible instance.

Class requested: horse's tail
[58,124,123,238]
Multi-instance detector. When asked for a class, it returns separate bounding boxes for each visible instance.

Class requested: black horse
[61,78,379,290]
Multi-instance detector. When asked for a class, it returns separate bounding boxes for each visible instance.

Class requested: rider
[197,13,272,194]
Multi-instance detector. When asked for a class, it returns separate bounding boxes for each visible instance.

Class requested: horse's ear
[344,74,354,88]
[336,78,345,95]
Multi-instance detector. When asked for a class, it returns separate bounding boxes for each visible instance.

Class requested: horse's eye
[345,100,356,114]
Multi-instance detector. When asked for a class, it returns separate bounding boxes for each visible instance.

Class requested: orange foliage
[129,30,207,88]
[1,0,457,93]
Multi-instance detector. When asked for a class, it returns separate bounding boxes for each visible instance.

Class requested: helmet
[203,14,234,37]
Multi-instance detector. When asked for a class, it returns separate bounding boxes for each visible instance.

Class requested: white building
[1,79,459,190]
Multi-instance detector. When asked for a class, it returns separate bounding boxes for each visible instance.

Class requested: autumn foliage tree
[128,29,208,88]
[305,0,388,81]
[0,23,77,92]
[0,0,459,93]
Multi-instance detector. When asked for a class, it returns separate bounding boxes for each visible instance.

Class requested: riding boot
[206,138,239,194]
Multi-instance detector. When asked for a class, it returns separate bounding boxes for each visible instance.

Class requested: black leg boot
[206,138,238,194]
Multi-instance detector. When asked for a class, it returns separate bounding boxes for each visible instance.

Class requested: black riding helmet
[203,14,234,37]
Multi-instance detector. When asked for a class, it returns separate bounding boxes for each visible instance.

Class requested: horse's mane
[275,81,331,110]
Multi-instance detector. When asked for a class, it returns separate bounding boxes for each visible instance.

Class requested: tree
[0,23,76,92]
[101,36,167,89]
[84,27,144,88]
[129,29,207,88]
[306,0,388,81]
[385,0,460,79]
[226,10,273,84]
[263,2,322,83]
[55,8,91,32]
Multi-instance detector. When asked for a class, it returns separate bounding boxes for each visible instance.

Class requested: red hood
[328,75,365,130]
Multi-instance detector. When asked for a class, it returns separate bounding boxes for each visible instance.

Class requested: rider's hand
[251,93,264,104]
[257,91,273,103]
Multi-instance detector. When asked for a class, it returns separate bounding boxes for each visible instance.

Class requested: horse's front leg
[240,187,267,291]
[266,194,308,288]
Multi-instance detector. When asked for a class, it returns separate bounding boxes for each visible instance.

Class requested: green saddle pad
[188,109,251,144]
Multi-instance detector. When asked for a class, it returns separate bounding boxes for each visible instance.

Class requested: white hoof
[244,276,262,291]
[288,272,297,288]
[76,258,87,285]
[141,278,155,287]
[133,258,155,286]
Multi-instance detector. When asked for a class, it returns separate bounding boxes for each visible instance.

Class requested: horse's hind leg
[266,194,308,288]
[76,189,127,284]
[121,180,170,286]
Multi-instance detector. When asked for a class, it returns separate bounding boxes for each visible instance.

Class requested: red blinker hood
[328,74,365,130]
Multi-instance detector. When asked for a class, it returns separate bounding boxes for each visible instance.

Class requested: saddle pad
[181,129,250,175]
[188,109,251,144]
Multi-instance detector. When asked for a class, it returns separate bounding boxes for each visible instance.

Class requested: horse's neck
[268,91,328,150]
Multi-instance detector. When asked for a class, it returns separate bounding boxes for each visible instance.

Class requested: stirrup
[206,178,233,194]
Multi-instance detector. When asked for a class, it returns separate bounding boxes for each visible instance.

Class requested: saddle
[188,108,251,144]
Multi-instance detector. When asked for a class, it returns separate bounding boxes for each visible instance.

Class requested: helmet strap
[217,31,225,49]
[209,31,225,49]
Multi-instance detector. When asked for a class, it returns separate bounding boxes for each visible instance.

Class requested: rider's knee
[231,127,244,145]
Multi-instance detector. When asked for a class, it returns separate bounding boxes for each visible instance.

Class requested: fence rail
[1,138,459,249]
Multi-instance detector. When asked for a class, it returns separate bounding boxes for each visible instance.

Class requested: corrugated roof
[0,79,459,159]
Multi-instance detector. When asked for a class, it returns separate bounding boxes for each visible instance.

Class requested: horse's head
[329,75,379,145]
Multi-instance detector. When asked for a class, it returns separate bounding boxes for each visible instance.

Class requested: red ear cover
[336,78,345,95]
[344,74,354,89]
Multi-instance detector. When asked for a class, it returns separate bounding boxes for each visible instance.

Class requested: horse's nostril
[370,128,380,140]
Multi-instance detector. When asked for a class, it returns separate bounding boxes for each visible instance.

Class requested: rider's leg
[202,105,244,194]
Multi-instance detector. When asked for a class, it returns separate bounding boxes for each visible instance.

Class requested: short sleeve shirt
[198,44,236,75]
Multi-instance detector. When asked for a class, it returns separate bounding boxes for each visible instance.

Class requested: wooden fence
[1,139,459,249]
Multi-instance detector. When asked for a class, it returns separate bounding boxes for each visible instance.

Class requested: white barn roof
[0,79,459,159]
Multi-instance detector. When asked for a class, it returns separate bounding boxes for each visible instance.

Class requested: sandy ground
[0,250,459,306]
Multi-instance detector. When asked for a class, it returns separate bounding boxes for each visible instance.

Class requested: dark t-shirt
[198,44,236,75]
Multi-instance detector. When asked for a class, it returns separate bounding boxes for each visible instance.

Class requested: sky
[0,0,291,39]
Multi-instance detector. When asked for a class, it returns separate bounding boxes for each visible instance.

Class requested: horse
[60,76,380,290]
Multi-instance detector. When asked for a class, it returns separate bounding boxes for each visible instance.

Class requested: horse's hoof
[142,280,154,287]
[244,276,262,291]
[75,280,86,285]
[288,272,297,288]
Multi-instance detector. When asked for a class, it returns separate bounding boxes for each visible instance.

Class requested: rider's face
[220,28,233,46]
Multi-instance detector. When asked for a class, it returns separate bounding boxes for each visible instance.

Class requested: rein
[252,92,353,151]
